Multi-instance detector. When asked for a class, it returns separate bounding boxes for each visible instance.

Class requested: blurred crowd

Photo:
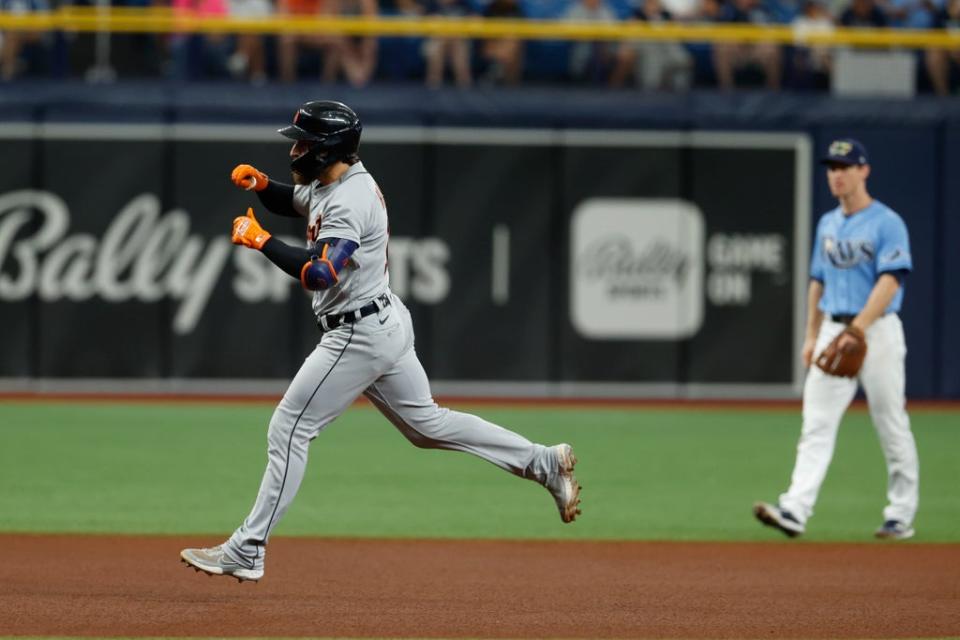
[1,0,959,94]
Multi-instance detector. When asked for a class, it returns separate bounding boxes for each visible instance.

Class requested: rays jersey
[292,162,390,317]
[809,200,912,316]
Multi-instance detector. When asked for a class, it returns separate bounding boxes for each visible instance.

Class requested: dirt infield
[2,534,958,639]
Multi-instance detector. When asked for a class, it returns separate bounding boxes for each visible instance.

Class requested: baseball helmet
[279,100,362,176]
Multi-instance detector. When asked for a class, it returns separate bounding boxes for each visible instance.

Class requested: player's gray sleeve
[292,184,311,217]
[315,188,365,245]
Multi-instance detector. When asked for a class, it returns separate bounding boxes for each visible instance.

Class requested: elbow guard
[300,238,359,291]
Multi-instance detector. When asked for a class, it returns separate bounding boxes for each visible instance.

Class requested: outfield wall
[0,84,957,398]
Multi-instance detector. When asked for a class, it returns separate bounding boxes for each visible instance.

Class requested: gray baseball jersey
[293,162,390,317]
[222,161,570,573]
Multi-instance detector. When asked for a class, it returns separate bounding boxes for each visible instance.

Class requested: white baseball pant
[779,313,919,525]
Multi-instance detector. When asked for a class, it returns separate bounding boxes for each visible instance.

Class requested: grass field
[1,400,957,542]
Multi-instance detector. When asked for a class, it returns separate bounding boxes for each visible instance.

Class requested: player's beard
[291,148,327,185]
[292,169,312,185]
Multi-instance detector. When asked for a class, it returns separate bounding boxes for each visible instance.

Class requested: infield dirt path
[2,534,959,638]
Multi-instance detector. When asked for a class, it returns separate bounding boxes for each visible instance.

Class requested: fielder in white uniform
[180,101,582,582]
[754,138,919,540]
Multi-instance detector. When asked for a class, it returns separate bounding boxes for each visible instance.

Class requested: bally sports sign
[0,190,451,335]
[0,124,809,395]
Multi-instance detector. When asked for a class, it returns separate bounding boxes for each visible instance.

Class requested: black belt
[831,313,889,324]
[318,293,390,332]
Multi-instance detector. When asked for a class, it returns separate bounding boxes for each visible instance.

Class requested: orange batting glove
[230,164,269,192]
[231,208,272,250]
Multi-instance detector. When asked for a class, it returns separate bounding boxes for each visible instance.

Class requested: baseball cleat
[753,501,805,538]
[180,545,263,582]
[545,443,581,523]
[874,520,915,540]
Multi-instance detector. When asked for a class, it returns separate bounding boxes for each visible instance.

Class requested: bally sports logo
[0,189,450,335]
[570,198,705,340]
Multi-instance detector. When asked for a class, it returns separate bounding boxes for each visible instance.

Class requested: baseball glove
[815,326,867,378]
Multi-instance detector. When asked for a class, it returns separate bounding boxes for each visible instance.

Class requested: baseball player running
[754,138,919,540]
[180,101,581,582]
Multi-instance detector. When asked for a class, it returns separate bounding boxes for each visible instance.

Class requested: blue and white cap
[820,138,869,166]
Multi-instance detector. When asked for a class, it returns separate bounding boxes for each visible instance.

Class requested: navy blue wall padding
[3,82,958,396]
[942,124,960,398]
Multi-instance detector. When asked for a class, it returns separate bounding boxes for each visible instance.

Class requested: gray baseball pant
[225,294,553,569]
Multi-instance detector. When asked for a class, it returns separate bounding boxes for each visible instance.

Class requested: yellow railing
[1,7,958,49]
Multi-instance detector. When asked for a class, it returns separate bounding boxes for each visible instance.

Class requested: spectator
[325,0,378,87]
[766,0,802,22]
[277,0,340,83]
[925,0,960,95]
[791,0,834,89]
[1,0,49,81]
[699,0,725,19]
[879,0,941,28]
[226,0,272,84]
[839,0,889,25]
[564,0,618,83]
[479,0,525,85]
[712,0,783,90]
[170,0,233,80]
[423,0,474,88]
[609,0,693,90]
[111,0,166,78]
[378,0,426,80]
[660,0,699,18]
[384,0,423,11]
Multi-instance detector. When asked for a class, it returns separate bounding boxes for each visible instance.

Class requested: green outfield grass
[0,401,957,542]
